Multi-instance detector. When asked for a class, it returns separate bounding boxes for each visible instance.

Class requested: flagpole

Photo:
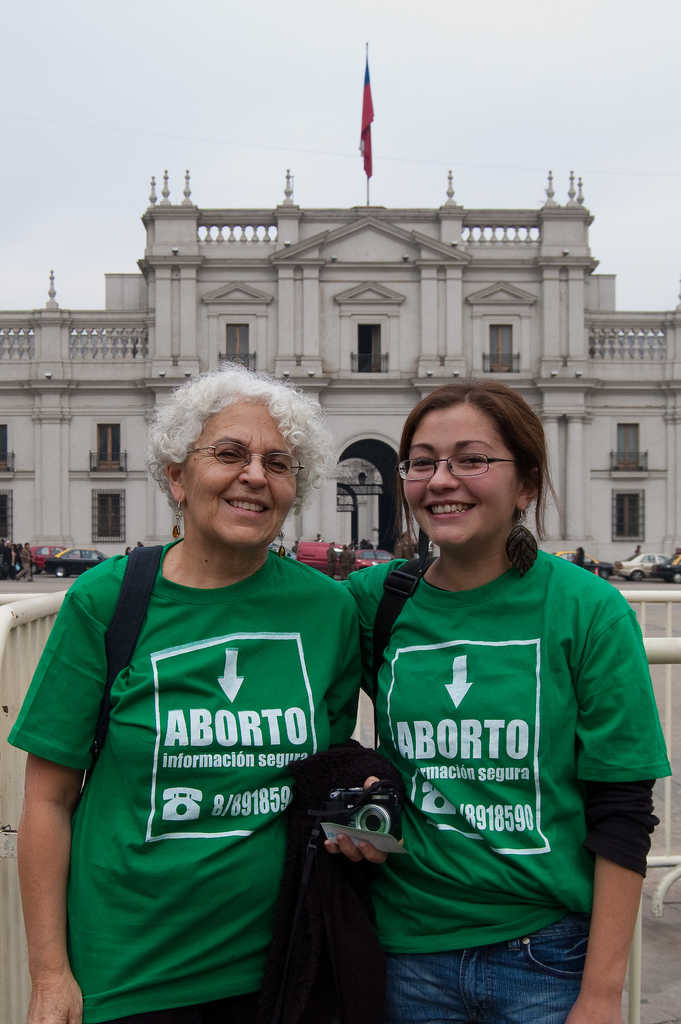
[366,42,370,207]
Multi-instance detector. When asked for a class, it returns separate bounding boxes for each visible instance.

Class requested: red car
[30,544,66,573]
[295,541,392,575]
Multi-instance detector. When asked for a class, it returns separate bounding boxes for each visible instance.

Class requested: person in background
[574,545,586,569]
[338,544,356,580]
[326,541,338,578]
[334,379,670,1024]
[10,365,360,1024]
[16,541,33,581]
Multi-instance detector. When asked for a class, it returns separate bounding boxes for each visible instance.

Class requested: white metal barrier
[0,590,678,1024]
[1,593,66,1024]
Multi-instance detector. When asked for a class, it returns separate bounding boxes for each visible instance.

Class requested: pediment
[333,282,406,306]
[271,216,469,264]
[201,282,273,305]
[465,282,537,305]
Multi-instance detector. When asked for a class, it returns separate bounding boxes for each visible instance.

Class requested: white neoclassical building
[1,169,680,558]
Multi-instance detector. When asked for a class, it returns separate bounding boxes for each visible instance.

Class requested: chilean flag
[360,55,374,179]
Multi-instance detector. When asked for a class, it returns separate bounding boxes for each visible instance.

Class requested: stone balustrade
[588,320,667,360]
[69,325,148,360]
[461,215,541,245]
[197,221,278,244]
[0,327,35,359]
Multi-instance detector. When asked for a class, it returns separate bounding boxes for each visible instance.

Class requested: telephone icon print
[162,787,203,821]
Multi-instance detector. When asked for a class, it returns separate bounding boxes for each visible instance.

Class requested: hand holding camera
[322,776,405,862]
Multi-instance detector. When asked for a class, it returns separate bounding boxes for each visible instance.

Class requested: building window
[483,325,518,372]
[0,425,6,466]
[92,489,126,543]
[91,424,124,472]
[222,324,255,369]
[352,324,387,372]
[611,424,647,471]
[612,490,645,540]
[0,489,13,538]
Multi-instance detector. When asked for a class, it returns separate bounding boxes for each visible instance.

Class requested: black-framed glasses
[189,440,303,476]
[398,454,515,480]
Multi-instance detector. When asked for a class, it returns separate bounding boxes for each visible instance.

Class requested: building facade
[1,169,680,557]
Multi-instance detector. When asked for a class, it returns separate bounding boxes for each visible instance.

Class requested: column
[542,416,561,539]
[275,266,295,372]
[302,266,321,367]
[444,267,463,367]
[541,268,560,364]
[567,268,586,360]
[663,415,676,549]
[417,265,438,375]
[565,416,585,540]
[179,266,198,361]
[154,268,172,360]
[673,417,681,549]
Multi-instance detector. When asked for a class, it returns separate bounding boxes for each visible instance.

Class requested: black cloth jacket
[257,741,404,1024]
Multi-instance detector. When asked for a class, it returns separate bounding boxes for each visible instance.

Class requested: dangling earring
[505,515,537,576]
[172,500,183,539]
[417,528,431,567]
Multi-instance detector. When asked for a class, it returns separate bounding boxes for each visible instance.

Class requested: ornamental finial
[46,269,58,309]
[160,169,170,205]
[182,169,192,206]
[447,169,454,201]
[543,170,557,207]
[283,168,294,205]
[577,176,584,205]
[149,176,157,206]
[567,170,577,206]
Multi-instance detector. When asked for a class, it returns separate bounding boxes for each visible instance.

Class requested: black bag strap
[87,545,163,779]
[370,557,425,703]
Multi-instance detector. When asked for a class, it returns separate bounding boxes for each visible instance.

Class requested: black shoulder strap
[87,545,163,777]
[370,556,429,704]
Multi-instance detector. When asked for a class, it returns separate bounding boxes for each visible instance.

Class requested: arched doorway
[338,439,398,550]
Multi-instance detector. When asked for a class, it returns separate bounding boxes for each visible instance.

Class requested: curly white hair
[147,364,332,507]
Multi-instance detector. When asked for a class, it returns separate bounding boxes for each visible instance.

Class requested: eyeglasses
[398,454,515,480]
[188,440,303,477]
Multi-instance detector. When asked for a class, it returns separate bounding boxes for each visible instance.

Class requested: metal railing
[0,592,66,1024]
[0,590,679,1024]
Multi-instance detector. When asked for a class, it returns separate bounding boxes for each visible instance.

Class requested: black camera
[322,780,401,839]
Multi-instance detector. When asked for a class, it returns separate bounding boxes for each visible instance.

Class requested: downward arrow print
[445,654,473,708]
[217,649,244,702]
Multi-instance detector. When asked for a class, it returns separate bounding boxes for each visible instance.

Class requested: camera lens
[355,803,391,834]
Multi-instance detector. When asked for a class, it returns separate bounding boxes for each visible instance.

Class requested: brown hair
[397,379,554,540]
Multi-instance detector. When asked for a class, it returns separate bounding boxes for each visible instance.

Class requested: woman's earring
[505,521,537,576]
[172,501,183,539]
[417,529,431,567]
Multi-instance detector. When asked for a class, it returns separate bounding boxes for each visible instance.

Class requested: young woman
[333,379,670,1024]
[10,365,360,1024]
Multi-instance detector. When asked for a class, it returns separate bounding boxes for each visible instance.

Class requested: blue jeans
[385,913,590,1024]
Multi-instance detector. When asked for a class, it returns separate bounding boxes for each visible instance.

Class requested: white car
[613,553,668,581]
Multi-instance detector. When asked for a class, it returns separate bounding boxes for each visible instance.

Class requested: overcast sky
[2,0,680,312]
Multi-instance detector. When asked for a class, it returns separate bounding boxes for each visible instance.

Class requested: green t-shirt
[9,546,360,1022]
[346,551,670,953]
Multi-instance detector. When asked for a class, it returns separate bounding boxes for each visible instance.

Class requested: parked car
[30,544,66,573]
[553,550,615,579]
[612,552,668,581]
[45,547,108,577]
[651,553,681,584]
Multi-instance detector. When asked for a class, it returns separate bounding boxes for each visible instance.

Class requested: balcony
[89,451,128,472]
[351,351,389,373]
[219,351,256,370]
[483,352,520,373]
[610,451,648,472]
[0,451,15,472]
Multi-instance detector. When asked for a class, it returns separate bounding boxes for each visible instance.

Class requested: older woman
[10,366,360,1024]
